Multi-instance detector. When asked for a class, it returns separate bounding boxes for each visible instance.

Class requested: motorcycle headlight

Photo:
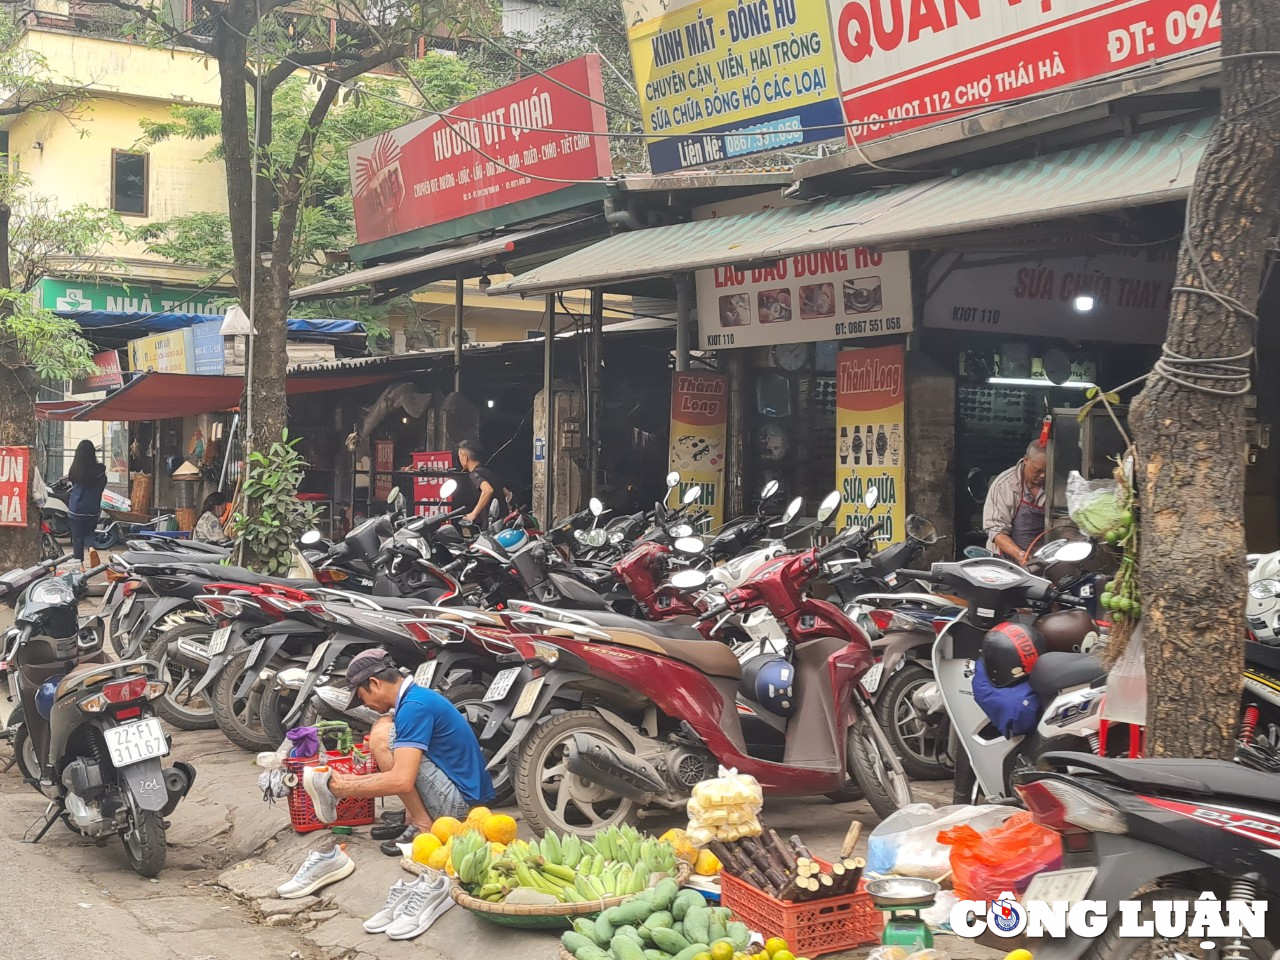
[583,530,608,548]
[1251,579,1280,600]
[29,578,75,605]
[609,530,625,544]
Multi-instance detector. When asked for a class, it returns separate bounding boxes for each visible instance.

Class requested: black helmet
[739,654,797,718]
[980,621,1048,687]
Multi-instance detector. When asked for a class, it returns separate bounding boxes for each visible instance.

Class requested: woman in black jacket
[66,440,107,563]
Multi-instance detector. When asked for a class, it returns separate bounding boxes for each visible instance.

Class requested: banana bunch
[452,829,494,887]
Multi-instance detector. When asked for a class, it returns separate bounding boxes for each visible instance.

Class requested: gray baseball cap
[344,648,396,705]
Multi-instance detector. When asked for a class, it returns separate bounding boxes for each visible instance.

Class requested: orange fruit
[482,813,518,844]
[410,832,442,865]
[764,939,789,958]
[430,815,465,843]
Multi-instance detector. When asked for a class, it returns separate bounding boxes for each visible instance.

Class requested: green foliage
[234,430,316,575]
[0,180,129,292]
[0,289,98,380]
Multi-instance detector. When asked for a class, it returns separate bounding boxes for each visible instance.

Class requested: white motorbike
[1248,551,1280,642]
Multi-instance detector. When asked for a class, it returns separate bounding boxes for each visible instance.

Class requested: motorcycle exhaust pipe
[563,733,666,803]
[160,760,197,816]
[172,637,213,669]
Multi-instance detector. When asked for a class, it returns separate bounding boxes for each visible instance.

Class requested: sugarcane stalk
[788,834,814,860]
[841,821,863,859]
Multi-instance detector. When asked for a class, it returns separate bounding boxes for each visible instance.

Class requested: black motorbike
[7,562,195,876]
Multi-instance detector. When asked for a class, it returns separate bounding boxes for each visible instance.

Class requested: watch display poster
[835,344,906,538]
[668,370,728,526]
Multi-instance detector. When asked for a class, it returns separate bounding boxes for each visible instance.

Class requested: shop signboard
[412,451,456,518]
[191,320,227,374]
[38,277,230,315]
[835,344,906,539]
[129,328,194,373]
[73,350,124,394]
[694,192,912,350]
[668,371,728,527]
[374,440,395,502]
[0,446,29,527]
[622,0,845,173]
[828,0,1221,145]
[349,55,613,246]
[923,248,1176,343]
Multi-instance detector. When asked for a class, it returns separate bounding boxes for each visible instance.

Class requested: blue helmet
[495,529,528,552]
[739,655,796,718]
[37,675,64,720]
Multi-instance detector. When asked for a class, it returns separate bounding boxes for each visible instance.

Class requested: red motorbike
[498,491,912,837]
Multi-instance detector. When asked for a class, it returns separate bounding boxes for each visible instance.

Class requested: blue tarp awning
[54,310,365,336]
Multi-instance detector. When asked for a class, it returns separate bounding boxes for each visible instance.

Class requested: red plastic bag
[937,811,1062,901]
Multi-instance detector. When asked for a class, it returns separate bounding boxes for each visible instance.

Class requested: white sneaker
[302,766,339,824]
[385,872,454,940]
[276,844,355,899]
[363,878,415,933]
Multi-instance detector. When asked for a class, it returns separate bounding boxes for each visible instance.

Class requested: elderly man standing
[982,439,1048,563]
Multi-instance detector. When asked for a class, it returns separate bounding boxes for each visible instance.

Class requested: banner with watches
[835,343,905,539]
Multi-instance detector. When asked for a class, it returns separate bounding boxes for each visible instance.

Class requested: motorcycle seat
[567,610,705,643]
[548,621,742,679]
[1028,652,1107,698]
[175,563,318,590]
[358,596,436,614]
[1246,639,1280,676]
[1040,751,1280,806]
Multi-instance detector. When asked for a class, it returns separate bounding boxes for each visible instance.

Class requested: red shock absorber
[1241,705,1260,745]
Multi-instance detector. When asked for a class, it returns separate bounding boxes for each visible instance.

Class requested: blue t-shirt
[392,681,495,804]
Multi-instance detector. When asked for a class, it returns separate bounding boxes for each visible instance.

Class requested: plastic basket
[719,857,883,958]
[284,749,378,833]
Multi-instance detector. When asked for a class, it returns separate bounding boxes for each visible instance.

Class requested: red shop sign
[0,446,29,527]
[350,54,613,246]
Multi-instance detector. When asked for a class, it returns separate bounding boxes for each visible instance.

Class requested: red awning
[37,371,398,422]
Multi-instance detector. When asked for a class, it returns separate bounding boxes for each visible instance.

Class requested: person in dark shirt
[457,440,508,525]
[65,440,107,563]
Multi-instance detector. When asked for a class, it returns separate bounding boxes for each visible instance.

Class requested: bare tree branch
[78,0,216,53]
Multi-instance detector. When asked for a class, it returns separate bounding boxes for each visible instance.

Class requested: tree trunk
[0,204,40,569]
[1128,0,1280,758]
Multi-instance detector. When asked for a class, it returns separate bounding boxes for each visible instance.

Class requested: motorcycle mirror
[966,467,989,504]
[670,568,708,590]
[864,486,879,510]
[387,487,405,510]
[439,478,458,499]
[780,496,802,525]
[1054,541,1093,563]
[673,536,705,555]
[665,471,680,489]
[905,514,938,545]
[760,479,780,500]
[817,490,841,523]
[589,497,604,517]
[300,530,323,546]
[682,485,702,505]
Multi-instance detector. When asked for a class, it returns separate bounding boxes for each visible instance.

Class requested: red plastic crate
[720,857,883,958]
[284,749,378,833]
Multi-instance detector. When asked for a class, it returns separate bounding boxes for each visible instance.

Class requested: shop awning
[36,370,396,422]
[491,118,1211,295]
[57,311,365,336]
[289,221,596,302]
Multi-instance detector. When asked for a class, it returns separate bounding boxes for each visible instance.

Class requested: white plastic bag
[867,803,1015,879]
[1102,625,1147,725]
[687,765,763,844]
[1066,471,1128,539]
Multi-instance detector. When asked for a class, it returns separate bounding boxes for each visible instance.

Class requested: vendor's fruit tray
[284,750,377,833]
[719,857,882,958]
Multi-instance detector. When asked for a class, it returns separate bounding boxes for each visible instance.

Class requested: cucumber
[682,904,710,945]
[649,927,692,954]
[672,944,711,960]
[649,877,679,912]
[562,932,595,954]
[671,889,703,921]
[611,936,646,960]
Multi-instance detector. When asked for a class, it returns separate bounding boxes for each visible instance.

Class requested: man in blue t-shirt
[304,648,495,852]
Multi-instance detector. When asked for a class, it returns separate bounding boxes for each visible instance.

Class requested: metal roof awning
[36,370,398,422]
[492,119,1211,295]
[290,220,602,302]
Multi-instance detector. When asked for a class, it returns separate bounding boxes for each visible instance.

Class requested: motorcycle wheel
[12,724,38,782]
[443,683,514,807]
[39,531,59,562]
[848,720,913,820]
[513,709,640,838]
[260,683,315,748]
[874,664,953,780]
[211,649,277,752]
[151,624,217,731]
[121,809,167,877]
[1084,887,1274,959]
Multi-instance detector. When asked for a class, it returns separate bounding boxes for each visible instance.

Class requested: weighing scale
[865,877,941,950]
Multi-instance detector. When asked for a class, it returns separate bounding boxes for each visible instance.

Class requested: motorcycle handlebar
[84,563,109,579]
[896,568,935,581]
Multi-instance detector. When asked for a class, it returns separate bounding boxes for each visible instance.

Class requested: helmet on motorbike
[979,621,1048,687]
[739,655,797,718]
[494,529,528,552]
[1035,608,1096,653]
[36,675,64,720]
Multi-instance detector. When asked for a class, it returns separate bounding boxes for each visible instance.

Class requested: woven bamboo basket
[443,861,692,929]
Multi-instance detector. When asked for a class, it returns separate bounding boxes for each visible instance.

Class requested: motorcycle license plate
[511,677,544,719]
[104,718,168,768]
[861,664,883,694]
[413,661,438,689]
[307,642,330,672]
[1021,867,1097,908]
[208,625,232,656]
[484,667,520,703]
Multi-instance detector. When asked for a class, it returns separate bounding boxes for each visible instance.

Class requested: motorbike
[490,488,910,838]
[1011,751,1280,959]
[1248,549,1280,642]
[6,561,195,876]
[900,541,1112,802]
